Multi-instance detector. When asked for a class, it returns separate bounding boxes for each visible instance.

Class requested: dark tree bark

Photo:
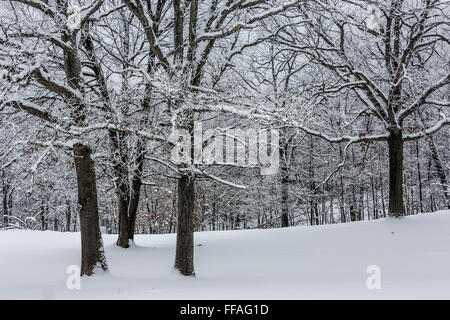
[280,143,289,227]
[427,136,450,209]
[415,140,424,213]
[329,197,335,224]
[65,201,71,232]
[388,129,405,217]
[116,186,130,248]
[371,177,377,219]
[83,22,148,247]
[127,144,144,241]
[173,0,195,273]
[349,204,357,222]
[308,136,319,226]
[174,174,195,276]
[39,200,49,231]
[380,175,387,217]
[108,129,131,248]
[350,184,358,222]
[57,1,108,274]
[1,170,8,227]
[81,26,131,248]
[72,209,77,232]
[74,144,108,276]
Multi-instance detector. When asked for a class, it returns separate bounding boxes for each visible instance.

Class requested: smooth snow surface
[0,210,449,299]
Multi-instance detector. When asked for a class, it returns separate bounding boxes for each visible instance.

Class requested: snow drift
[0,210,449,299]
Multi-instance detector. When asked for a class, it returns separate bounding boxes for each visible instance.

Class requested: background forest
[0,0,448,276]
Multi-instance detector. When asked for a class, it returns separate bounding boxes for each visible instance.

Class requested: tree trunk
[127,183,141,241]
[83,24,135,248]
[72,209,77,232]
[279,132,289,227]
[415,140,424,213]
[65,201,71,232]
[116,194,129,248]
[329,197,335,224]
[339,146,346,223]
[74,144,108,276]
[371,177,376,219]
[174,174,195,276]
[1,170,8,227]
[39,200,47,231]
[280,161,289,227]
[427,136,450,209]
[380,175,386,217]
[109,128,131,248]
[127,141,145,241]
[387,129,404,217]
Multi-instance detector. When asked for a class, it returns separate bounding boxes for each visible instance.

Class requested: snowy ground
[0,210,449,299]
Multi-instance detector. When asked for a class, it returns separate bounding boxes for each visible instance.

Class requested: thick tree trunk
[115,148,145,245]
[83,26,134,248]
[74,144,108,276]
[387,129,404,217]
[116,190,130,248]
[109,129,131,248]
[127,184,140,241]
[58,2,107,275]
[174,175,195,276]
[127,142,145,241]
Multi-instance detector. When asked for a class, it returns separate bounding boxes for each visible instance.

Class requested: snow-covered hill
[1,210,449,299]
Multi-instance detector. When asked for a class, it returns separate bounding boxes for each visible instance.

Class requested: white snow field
[0,210,449,300]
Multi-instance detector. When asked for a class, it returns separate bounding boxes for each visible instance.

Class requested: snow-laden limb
[2,97,169,146]
[403,113,450,142]
[9,0,66,22]
[147,151,249,189]
[195,0,299,43]
[145,157,180,175]
[188,97,390,144]
[397,73,450,123]
[193,92,448,146]
[16,138,77,151]
[5,30,74,54]
[90,3,127,21]
[1,99,56,123]
[0,158,18,170]
[29,145,52,174]
[79,0,106,30]
[121,0,172,72]
[189,167,248,190]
